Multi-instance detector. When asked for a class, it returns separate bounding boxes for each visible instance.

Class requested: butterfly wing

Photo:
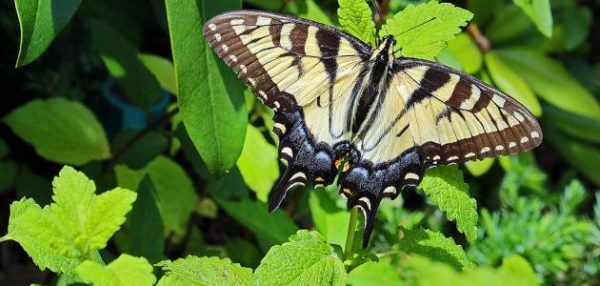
[203,11,371,210]
[342,58,542,246]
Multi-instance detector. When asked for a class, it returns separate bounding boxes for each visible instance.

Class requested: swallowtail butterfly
[203,10,542,247]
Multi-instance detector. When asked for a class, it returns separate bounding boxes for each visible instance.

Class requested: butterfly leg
[338,148,424,247]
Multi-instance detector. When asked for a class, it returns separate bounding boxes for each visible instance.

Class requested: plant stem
[344,207,359,259]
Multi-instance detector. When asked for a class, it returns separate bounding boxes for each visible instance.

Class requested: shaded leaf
[166,0,247,177]
[14,0,81,66]
[139,53,177,95]
[399,227,473,270]
[446,33,482,74]
[347,259,401,286]
[543,104,600,143]
[513,0,552,37]
[309,187,349,247]
[486,4,534,44]
[89,19,161,107]
[4,98,110,165]
[128,177,165,263]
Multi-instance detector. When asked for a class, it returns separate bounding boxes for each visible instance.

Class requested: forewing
[203,10,369,111]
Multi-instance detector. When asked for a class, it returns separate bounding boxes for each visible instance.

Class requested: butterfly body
[203,10,542,247]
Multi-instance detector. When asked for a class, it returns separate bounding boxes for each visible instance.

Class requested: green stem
[344,207,359,259]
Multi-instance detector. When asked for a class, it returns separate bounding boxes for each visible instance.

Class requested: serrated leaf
[497,48,600,119]
[4,167,130,274]
[347,258,401,286]
[213,196,297,246]
[382,2,473,60]
[139,53,177,95]
[157,256,252,286]
[236,125,279,202]
[513,0,552,37]
[399,227,473,270]
[3,98,110,165]
[418,165,478,241]
[14,0,81,67]
[485,52,541,117]
[77,254,156,286]
[254,230,347,286]
[166,0,247,178]
[338,0,376,45]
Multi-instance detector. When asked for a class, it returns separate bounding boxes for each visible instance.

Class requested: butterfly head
[371,35,397,65]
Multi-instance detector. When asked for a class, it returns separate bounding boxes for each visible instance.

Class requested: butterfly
[203,10,542,247]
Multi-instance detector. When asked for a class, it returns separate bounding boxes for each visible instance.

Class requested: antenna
[392,17,437,54]
[370,0,389,45]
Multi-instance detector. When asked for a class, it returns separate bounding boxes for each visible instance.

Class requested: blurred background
[0,0,599,285]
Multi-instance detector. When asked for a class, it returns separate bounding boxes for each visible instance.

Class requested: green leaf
[139,53,177,95]
[563,6,592,50]
[347,258,401,286]
[50,166,136,255]
[4,167,133,273]
[3,98,110,165]
[243,0,281,11]
[543,124,600,185]
[14,0,81,67]
[89,19,161,107]
[254,230,347,286]
[484,52,541,116]
[157,256,252,286]
[543,104,600,143]
[236,125,279,202]
[497,48,600,119]
[285,0,334,26]
[166,0,247,178]
[4,198,81,273]
[465,158,495,177]
[382,2,473,60]
[77,254,156,286]
[338,0,376,46]
[128,177,165,263]
[446,33,482,74]
[213,196,298,246]
[399,227,473,270]
[309,187,350,247]
[403,254,538,286]
[119,156,198,236]
[513,0,552,37]
[418,165,478,241]
[0,138,9,159]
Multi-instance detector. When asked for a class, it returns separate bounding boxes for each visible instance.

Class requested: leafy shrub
[0,0,598,285]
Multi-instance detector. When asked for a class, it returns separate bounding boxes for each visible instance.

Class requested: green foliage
[165,0,247,178]
[157,256,252,286]
[382,1,473,60]
[3,98,111,165]
[77,254,156,286]
[89,19,161,107]
[3,166,135,274]
[419,165,478,242]
[14,0,82,66]
[254,230,347,285]
[236,125,279,202]
[512,0,552,37]
[338,0,376,45]
[3,0,600,285]
[399,227,473,270]
[402,254,538,286]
